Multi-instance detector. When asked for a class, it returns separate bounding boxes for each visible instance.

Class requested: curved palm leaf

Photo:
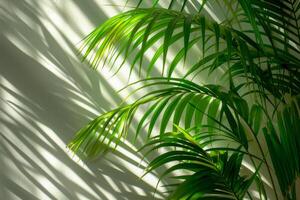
[263,97,300,200]
[68,78,251,158]
[141,128,261,200]
[80,5,300,101]
[68,76,273,197]
[131,0,206,12]
[69,1,300,199]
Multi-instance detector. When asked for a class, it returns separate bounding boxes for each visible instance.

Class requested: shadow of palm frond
[0,0,169,199]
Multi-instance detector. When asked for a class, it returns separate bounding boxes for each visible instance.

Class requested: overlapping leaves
[140,128,260,200]
[69,0,300,199]
[68,78,251,159]
[80,4,300,100]
[263,97,300,200]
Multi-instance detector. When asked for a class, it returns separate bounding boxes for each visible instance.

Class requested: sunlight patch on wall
[102,174,121,193]
[242,160,272,188]
[37,54,76,86]
[0,0,177,199]
[201,1,221,23]
[93,184,118,200]
[37,148,99,199]
[94,0,125,16]
[35,175,68,200]
[111,154,165,195]
[36,121,96,176]
[39,0,94,41]
[132,185,147,197]
[71,98,100,116]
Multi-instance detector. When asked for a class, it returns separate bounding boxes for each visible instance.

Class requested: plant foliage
[69,0,300,199]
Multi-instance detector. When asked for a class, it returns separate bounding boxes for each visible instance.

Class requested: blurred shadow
[0,0,168,199]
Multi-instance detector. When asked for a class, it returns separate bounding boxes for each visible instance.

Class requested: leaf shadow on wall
[0,0,169,199]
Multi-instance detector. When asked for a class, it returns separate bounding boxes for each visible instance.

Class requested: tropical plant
[68,0,300,199]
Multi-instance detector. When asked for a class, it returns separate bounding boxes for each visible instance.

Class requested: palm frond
[133,0,205,12]
[80,5,300,101]
[68,78,252,159]
[79,8,226,75]
[263,97,300,200]
[69,1,300,199]
[238,0,300,91]
[141,129,260,199]
[242,0,300,52]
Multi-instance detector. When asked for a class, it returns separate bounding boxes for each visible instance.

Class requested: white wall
[0,0,166,199]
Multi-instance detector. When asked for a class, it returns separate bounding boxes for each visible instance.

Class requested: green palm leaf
[68,78,251,158]
[263,97,300,200]
[141,129,260,200]
[68,1,300,199]
[79,5,300,100]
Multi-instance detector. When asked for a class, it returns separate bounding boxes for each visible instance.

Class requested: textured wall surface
[0,0,166,199]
